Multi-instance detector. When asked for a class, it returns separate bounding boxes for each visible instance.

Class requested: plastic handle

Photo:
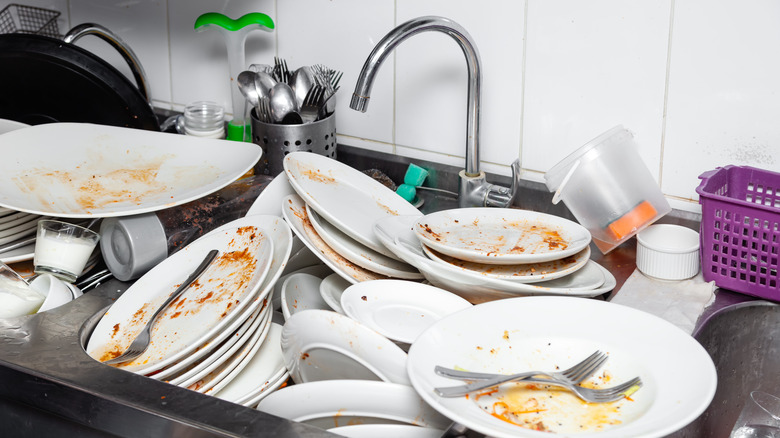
[194,12,274,32]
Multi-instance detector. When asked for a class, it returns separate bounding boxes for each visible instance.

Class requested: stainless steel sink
[669,292,780,437]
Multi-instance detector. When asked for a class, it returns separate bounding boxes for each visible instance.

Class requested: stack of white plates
[281,152,424,285]
[86,215,294,402]
[0,208,45,264]
[374,212,617,304]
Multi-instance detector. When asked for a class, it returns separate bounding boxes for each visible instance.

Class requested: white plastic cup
[34,220,100,283]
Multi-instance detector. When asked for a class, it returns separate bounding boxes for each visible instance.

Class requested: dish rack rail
[696,165,780,301]
[0,3,60,38]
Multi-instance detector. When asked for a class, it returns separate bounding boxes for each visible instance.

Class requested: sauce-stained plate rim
[414,208,591,264]
[86,215,276,374]
[306,204,422,279]
[407,296,718,438]
[283,152,421,260]
[281,194,387,285]
[0,123,261,217]
[374,215,612,295]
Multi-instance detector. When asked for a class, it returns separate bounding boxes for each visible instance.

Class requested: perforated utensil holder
[696,165,780,300]
[250,110,336,176]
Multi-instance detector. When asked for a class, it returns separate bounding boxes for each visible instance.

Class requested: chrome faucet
[350,16,520,208]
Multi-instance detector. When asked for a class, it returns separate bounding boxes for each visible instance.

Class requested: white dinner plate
[147,215,293,380]
[328,424,444,438]
[246,172,296,218]
[0,242,35,264]
[319,273,351,314]
[280,272,330,320]
[282,194,388,284]
[167,301,269,387]
[407,296,717,438]
[0,215,41,239]
[86,216,275,374]
[243,372,290,407]
[283,152,421,259]
[212,322,286,404]
[281,309,410,385]
[340,280,472,344]
[0,211,34,227]
[306,204,422,280]
[0,123,261,217]
[423,244,591,283]
[196,311,273,394]
[374,215,613,303]
[414,208,591,264]
[256,380,450,430]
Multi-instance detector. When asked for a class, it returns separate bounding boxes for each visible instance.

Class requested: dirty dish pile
[86,215,295,403]
[374,214,616,303]
[281,152,424,284]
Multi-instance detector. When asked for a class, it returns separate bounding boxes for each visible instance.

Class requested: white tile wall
[3,0,780,213]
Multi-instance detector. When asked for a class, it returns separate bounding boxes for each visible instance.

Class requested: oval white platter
[256,379,451,430]
[407,296,717,438]
[414,208,591,264]
[86,216,275,374]
[281,309,410,385]
[306,203,422,280]
[282,194,388,284]
[283,152,421,260]
[0,123,261,217]
[422,244,591,283]
[340,280,472,344]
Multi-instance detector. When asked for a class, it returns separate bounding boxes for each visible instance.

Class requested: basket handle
[63,23,152,104]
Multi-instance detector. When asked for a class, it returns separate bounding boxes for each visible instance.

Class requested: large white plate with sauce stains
[0,123,261,218]
[86,215,275,374]
[282,194,388,284]
[257,380,451,430]
[374,215,612,303]
[283,152,421,260]
[407,296,717,438]
[414,208,591,264]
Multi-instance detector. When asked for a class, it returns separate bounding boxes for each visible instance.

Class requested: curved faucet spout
[350,16,482,177]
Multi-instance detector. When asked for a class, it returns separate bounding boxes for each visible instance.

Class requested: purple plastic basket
[696,166,780,300]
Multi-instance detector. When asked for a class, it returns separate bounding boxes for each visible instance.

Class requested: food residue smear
[92,226,263,367]
[471,374,627,433]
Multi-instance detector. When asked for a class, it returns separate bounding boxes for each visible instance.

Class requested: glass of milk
[34,220,100,283]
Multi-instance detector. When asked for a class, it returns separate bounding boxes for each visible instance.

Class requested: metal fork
[102,250,219,365]
[256,97,273,124]
[273,56,291,84]
[299,85,324,123]
[434,350,607,397]
[482,375,643,403]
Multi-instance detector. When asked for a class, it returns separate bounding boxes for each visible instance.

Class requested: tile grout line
[659,0,676,190]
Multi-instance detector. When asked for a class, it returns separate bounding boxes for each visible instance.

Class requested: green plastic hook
[194,12,275,32]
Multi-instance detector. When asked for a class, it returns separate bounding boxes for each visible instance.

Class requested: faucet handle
[485,159,521,208]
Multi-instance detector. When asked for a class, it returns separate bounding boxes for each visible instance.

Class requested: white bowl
[30,273,74,312]
[636,224,700,280]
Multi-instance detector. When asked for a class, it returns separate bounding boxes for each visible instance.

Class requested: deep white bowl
[636,224,700,280]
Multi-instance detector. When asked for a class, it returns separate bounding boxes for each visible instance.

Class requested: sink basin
[669,298,780,437]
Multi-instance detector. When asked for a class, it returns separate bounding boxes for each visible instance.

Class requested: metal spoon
[269,82,299,124]
[255,71,277,100]
[237,70,261,109]
[290,66,315,108]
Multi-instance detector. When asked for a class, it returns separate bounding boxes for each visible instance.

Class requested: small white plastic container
[544,126,671,254]
[636,224,700,280]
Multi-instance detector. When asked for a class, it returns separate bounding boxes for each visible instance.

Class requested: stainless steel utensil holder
[250,110,337,176]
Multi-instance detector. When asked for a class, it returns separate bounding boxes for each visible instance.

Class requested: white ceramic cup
[30,273,74,312]
[34,220,100,283]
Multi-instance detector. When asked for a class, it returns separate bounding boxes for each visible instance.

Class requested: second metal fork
[434,350,608,398]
